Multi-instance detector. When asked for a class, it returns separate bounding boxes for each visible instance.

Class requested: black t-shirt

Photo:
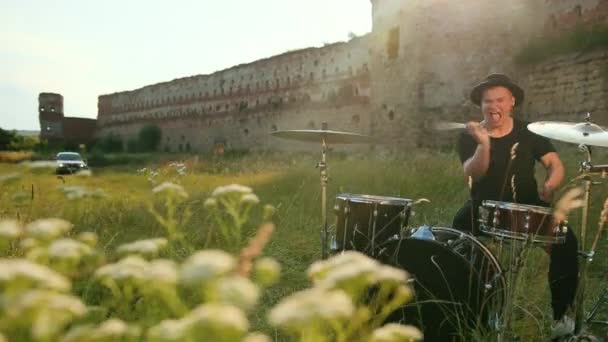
[458,119,556,206]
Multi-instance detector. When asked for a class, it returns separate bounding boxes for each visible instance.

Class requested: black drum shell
[479,201,566,244]
[334,193,412,254]
[378,227,505,342]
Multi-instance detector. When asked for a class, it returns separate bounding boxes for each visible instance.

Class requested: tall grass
[0,146,607,340]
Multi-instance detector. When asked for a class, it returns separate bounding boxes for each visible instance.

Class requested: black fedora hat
[470,73,524,107]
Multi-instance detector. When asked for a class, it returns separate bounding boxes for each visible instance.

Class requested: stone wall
[96,0,608,152]
[100,102,371,153]
[368,0,548,148]
[96,37,371,151]
[367,0,608,149]
[545,0,608,33]
[521,50,608,126]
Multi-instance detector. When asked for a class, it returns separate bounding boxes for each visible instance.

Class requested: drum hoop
[482,200,552,214]
[429,227,504,276]
[387,227,506,286]
[479,224,566,244]
[336,193,412,206]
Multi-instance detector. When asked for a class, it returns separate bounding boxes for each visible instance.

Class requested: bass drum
[377,227,505,342]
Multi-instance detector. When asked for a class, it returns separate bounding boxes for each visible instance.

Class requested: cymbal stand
[572,144,608,334]
[574,145,601,335]
[318,136,329,259]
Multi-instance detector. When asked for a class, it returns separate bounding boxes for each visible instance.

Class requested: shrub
[96,134,123,153]
[138,125,162,152]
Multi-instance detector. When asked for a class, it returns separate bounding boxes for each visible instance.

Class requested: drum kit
[270,114,608,341]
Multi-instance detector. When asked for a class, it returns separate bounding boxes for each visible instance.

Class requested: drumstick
[433,121,466,131]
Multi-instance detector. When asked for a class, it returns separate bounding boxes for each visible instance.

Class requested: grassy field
[0,145,607,341]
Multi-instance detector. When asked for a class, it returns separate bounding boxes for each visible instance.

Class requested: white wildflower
[374,265,409,286]
[308,251,378,288]
[185,304,249,340]
[211,184,253,197]
[268,288,354,330]
[7,290,87,318]
[60,324,94,342]
[117,238,168,257]
[240,193,260,205]
[217,276,260,310]
[370,323,423,342]
[25,218,73,241]
[152,182,188,198]
[48,238,94,261]
[252,257,281,287]
[77,232,98,247]
[243,332,271,342]
[6,290,87,340]
[180,250,236,286]
[147,319,190,342]
[0,259,71,292]
[95,255,148,283]
[203,197,218,210]
[20,237,39,250]
[262,204,276,221]
[89,319,141,340]
[0,219,22,239]
[142,259,178,287]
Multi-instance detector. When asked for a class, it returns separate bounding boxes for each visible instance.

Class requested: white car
[55,152,88,174]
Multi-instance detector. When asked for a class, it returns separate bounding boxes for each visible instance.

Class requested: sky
[0,0,372,131]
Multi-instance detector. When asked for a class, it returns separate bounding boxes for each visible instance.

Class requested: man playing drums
[452,74,579,339]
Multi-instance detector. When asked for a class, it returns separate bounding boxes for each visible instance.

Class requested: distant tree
[9,135,39,151]
[127,138,139,153]
[96,133,123,153]
[137,124,162,152]
[0,128,18,150]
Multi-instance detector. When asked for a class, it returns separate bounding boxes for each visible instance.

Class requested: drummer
[452,74,579,339]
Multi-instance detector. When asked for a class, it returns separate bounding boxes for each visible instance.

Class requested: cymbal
[527,121,608,148]
[270,129,374,144]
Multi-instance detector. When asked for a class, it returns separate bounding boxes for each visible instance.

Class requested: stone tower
[38,92,64,142]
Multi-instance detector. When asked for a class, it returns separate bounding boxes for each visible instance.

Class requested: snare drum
[332,193,412,254]
[478,200,567,244]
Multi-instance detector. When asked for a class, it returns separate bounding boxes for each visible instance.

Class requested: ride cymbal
[270,129,374,144]
[527,121,608,148]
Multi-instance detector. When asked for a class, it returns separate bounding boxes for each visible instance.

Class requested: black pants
[453,200,579,320]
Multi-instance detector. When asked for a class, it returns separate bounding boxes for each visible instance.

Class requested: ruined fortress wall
[545,0,608,32]
[367,0,608,149]
[96,37,371,151]
[521,50,608,126]
[100,102,371,152]
[368,0,547,148]
[96,0,608,152]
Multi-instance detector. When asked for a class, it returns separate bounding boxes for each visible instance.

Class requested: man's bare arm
[539,152,565,202]
[463,122,491,181]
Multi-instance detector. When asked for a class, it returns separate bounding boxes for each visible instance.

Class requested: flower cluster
[204,184,266,249]
[0,183,421,342]
[269,251,421,341]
